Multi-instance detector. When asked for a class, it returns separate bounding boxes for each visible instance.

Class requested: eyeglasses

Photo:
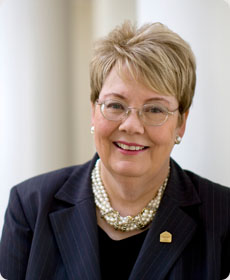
[96,99,178,126]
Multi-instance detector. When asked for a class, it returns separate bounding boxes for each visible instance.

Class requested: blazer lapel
[129,197,197,280]
[49,155,101,280]
[129,159,201,280]
[49,200,100,280]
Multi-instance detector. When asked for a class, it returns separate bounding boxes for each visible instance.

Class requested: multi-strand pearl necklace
[91,159,169,232]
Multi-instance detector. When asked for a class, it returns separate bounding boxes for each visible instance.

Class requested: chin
[111,160,147,178]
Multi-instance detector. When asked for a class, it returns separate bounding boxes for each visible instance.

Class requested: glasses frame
[96,99,179,126]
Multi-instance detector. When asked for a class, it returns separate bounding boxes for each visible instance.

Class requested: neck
[99,160,169,217]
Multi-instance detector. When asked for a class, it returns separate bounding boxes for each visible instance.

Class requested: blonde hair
[90,21,196,114]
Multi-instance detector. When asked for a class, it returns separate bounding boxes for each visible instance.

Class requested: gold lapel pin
[160,231,172,243]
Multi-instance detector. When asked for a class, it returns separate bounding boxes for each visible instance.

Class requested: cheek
[93,110,109,136]
[93,120,118,158]
[94,117,118,142]
[148,125,176,145]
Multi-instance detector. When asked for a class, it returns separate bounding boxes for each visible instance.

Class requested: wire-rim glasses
[96,99,178,126]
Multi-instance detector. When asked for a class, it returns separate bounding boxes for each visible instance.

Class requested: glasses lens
[142,104,168,125]
[102,100,126,121]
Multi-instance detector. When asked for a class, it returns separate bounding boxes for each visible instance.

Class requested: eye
[143,104,167,114]
[104,100,126,111]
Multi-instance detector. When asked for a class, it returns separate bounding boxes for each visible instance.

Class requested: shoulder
[13,161,89,198]
[171,158,230,197]
[6,156,98,229]
[10,155,98,212]
[169,158,230,216]
[170,159,230,239]
[184,168,230,198]
[183,168,230,249]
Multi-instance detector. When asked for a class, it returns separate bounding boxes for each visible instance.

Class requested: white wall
[137,0,230,187]
[92,0,136,39]
[0,0,71,234]
[68,0,95,165]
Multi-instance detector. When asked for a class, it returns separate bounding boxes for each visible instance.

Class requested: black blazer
[0,154,230,280]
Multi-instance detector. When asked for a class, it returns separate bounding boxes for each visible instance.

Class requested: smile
[115,142,148,151]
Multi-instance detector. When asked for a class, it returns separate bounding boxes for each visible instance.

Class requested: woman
[0,22,229,280]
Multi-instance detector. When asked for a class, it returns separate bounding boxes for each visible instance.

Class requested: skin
[91,66,189,240]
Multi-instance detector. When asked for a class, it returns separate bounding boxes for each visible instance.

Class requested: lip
[115,141,147,147]
[113,141,149,155]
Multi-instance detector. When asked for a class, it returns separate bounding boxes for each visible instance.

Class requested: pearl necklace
[91,159,169,232]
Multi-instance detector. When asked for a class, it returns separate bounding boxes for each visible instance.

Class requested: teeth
[117,143,145,151]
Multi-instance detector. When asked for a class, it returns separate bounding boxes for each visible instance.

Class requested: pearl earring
[175,135,182,144]
[91,126,95,134]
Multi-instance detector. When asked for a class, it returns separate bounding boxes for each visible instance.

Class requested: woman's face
[91,67,188,181]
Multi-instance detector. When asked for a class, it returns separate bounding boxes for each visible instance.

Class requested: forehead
[100,67,178,106]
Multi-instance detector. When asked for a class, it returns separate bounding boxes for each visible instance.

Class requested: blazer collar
[53,156,200,207]
[165,158,201,206]
[49,156,201,280]
[53,153,99,204]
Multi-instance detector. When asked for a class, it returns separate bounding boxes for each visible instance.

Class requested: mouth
[114,142,149,151]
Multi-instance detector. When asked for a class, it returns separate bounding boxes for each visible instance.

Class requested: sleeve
[221,187,230,279]
[221,233,230,279]
[0,187,33,280]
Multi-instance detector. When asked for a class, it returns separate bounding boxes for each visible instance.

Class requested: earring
[91,126,95,134]
[175,135,182,145]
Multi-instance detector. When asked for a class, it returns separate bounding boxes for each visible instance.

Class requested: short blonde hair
[90,21,196,114]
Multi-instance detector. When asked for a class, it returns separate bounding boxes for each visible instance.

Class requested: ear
[176,110,189,138]
[91,102,96,126]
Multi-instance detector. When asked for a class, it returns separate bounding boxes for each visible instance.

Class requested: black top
[98,226,148,280]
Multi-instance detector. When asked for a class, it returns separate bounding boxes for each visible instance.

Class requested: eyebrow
[102,93,170,104]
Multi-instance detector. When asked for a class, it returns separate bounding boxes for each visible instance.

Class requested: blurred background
[0,0,230,237]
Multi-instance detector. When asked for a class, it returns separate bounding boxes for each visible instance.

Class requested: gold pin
[160,231,172,243]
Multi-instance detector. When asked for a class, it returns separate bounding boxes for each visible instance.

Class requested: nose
[118,110,144,134]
